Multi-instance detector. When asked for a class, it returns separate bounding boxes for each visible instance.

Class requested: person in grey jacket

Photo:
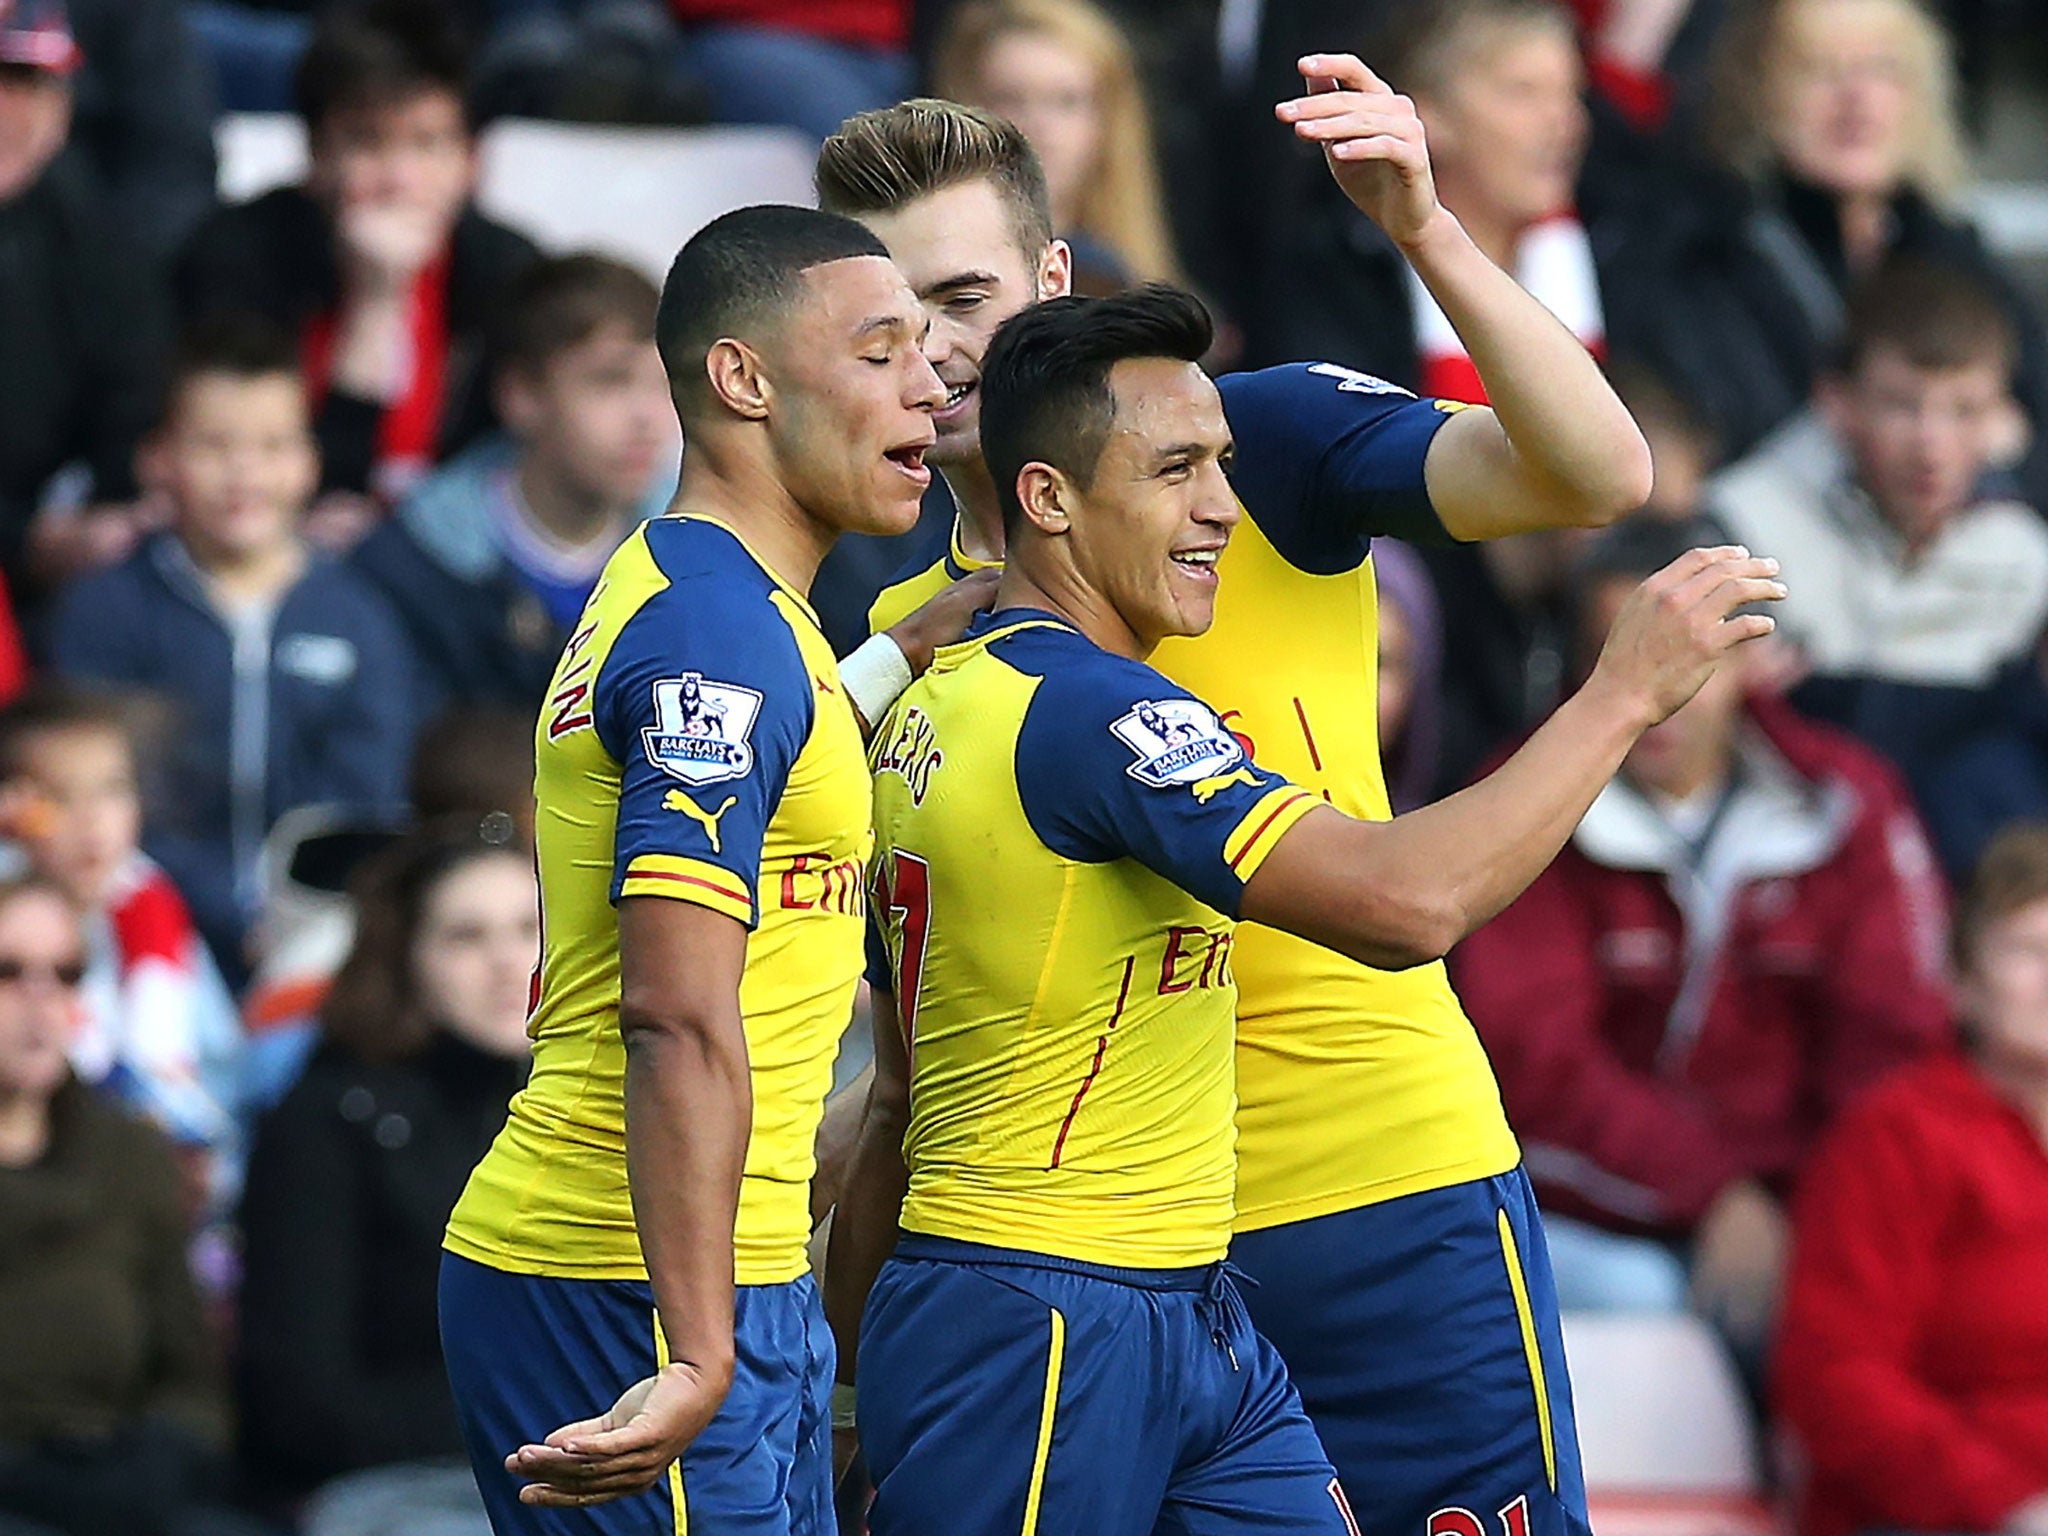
[50,318,418,986]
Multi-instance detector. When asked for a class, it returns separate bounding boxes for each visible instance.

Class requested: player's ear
[1038,240,1074,302]
[704,338,772,421]
[1016,462,1072,535]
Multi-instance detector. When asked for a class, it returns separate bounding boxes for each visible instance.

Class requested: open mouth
[1170,547,1222,576]
[936,379,975,420]
[885,443,932,484]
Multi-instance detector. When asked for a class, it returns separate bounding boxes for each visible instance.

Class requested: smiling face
[857,178,1069,473]
[1037,357,1239,653]
[755,254,946,539]
[160,371,320,565]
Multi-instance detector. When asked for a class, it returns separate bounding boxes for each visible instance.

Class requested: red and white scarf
[1409,213,1605,404]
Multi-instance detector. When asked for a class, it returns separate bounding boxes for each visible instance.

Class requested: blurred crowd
[2,0,2048,1533]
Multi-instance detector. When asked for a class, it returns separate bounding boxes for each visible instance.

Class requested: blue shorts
[438,1252,833,1534]
[857,1234,1360,1536]
[1230,1168,1589,1536]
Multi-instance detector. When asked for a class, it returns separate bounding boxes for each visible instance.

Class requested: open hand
[1590,546,1784,728]
[506,1362,729,1508]
[1275,53,1442,250]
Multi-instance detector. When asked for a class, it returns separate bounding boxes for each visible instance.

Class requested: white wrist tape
[839,633,915,729]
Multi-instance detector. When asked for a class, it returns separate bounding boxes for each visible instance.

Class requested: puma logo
[663,791,738,853]
[1191,767,1261,804]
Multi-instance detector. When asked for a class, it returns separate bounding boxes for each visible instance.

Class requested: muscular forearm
[1250,676,1647,967]
[1406,210,1651,532]
[623,1020,749,1395]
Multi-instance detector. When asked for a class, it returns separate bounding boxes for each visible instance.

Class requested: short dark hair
[1840,255,2017,379]
[159,313,305,429]
[979,284,1214,532]
[653,204,891,419]
[817,98,1055,260]
[493,253,661,379]
[0,684,134,782]
[295,0,470,136]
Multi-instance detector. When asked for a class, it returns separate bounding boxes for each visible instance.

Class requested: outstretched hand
[1275,53,1443,250]
[506,1362,729,1508]
[1590,546,1785,728]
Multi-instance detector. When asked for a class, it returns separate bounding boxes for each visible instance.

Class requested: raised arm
[1242,547,1778,965]
[508,897,749,1510]
[1277,53,1652,537]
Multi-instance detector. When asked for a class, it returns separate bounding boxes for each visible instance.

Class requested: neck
[994,557,1148,660]
[671,441,835,595]
[1981,1051,2048,1146]
[187,532,306,605]
[946,456,1008,563]
[0,1090,52,1168]
[1838,192,1891,276]
[1634,754,1732,807]
[1436,182,1523,272]
[516,456,630,549]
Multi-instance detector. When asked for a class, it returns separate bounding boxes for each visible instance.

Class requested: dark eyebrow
[918,270,1004,301]
[1151,439,1224,465]
[856,314,912,339]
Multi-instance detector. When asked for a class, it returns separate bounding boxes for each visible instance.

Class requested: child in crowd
[0,687,243,1237]
[353,253,676,711]
[50,316,417,988]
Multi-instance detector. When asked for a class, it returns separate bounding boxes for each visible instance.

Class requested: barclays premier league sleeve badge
[642,673,763,787]
[1112,699,1246,788]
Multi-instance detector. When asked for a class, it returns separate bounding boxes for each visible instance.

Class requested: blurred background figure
[1707,257,2048,801]
[1370,540,1444,815]
[1776,821,2048,1536]
[237,820,534,1536]
[50,317,418,988]
[0,0,167,618]
[1454,514,1953,1371]
[354,252,676,716]
[932,0,1182,291]
[1248,0,1598,391]
[0,687,244,1290]
[0,876,263,1536]
[668,0,911,142]
[176,0,542,514]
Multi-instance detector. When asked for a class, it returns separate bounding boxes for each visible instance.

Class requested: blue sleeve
[1217,363,1463,571]
[1013,659,1317,919]
[594,582,815,927]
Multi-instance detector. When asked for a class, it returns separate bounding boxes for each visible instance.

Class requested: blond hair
[817,97,1055,258]
[932,0,1182,283]
[1709,0,1968,201]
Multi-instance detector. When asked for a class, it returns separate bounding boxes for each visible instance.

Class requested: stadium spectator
[668,0,911,141]
[933,0,1182,290]
[0,877,261,1536]
[1705,257,2048,790]
[1776,822,2048,1536]
[1621,0,2048,498]
[1454,513,1952,1363]
[0,0,168,601]
[1608,357,1723,521]
[49,317,418,989]
[1372,540,1445,814]
[0,689,243,1237]
[1247,0,1600,397]
[354,253,676,714]
[238,821,532,1534]
[61,0,218,262]
[176,0,543,508]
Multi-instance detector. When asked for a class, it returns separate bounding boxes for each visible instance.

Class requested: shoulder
[1958,499,2048,565]
[54,547,159,633]
[1005,626,1245,785]
[60,1081,182,1187]
[1217,360,1419,415]
[292,556,409,635]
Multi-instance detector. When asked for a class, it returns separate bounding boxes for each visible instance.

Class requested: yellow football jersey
[869,363,1520,1233]
[869,612,1317,1268]
[446,515,870,1285]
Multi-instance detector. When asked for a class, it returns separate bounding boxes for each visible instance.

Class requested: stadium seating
[213,114,820,279]
[1562,1312,1784,1536]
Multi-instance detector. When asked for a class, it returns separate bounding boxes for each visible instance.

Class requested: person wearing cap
[1453,512,1954,1368]
[0,0,172,598]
